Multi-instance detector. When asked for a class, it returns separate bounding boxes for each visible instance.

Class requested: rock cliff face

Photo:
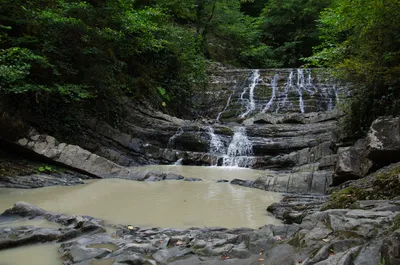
[0,68,347,195]
[85,70,344,193]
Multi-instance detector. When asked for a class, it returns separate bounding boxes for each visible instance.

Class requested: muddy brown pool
[0,166,282,264]
[0,166,282,228]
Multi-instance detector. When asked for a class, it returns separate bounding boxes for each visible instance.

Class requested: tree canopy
[308,0,400,137]
[1,0,398,139]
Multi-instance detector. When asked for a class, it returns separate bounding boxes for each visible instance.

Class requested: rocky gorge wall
[0,68,349,195]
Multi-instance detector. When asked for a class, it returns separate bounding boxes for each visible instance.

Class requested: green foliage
[322,186,366,210]
[0,0,211,134]
[307,0,400,137]
[259,0,330,67]
[0,0,355,136]
[154,0,274,68]
[38,165,53,173]
[240,0,266,17]
[323,165,400,210]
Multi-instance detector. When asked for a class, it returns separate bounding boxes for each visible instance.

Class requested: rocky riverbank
[2,115,400,263]
[0,117,400,265]
[1,198,400,265]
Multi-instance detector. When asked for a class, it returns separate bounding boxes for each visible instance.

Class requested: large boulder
[17,132,124,178]
[366,116,400,167]
[381,229,400,265]
[333,139,373,185]
[244,168,331,194]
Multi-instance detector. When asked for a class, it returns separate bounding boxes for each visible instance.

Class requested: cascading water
[296,69,305,113]
[307,72,313,87]
[206,126,225,166]
[222,127,253,167]
[262,73,279,113]
[216,93,233,121]
[239,70,260,118]
[334,85,340,105]
[276,71,294,113]
[297,69,305,89]
[174,158,183,165]
[298,69,314,94]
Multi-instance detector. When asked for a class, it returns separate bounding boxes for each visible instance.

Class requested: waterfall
[222,127,253,167]
[298,90,305,113]
[297,69,306,90]
[174,158,183,165]
[307,72,313,86]
[206,126,225,166]
[216,93,233,121]
[334,85,340,105]
[262,73,279,113]
[276,71,293,113]
[239,70,260,118]
[297,69,305,113]
[207,127,224,155]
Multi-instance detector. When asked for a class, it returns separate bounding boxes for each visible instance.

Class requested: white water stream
[239,70,260,118]
[206,126,225,166]
[297,69,306,113]
[262,73,279,113]
[222,127,253,167]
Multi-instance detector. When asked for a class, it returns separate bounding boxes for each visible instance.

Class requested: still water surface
[0,166,281,264]
[0,166,281,228]
[0,244,61,265]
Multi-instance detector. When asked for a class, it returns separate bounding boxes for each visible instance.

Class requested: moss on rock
[323,162,400,210]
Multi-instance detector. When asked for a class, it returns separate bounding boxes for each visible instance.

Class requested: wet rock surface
[0,202,105,250]
[0,200,398,265]
[0,172,86,189]
[267,194,328,224]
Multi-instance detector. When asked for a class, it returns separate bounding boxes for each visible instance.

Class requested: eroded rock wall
[0,68,350,194]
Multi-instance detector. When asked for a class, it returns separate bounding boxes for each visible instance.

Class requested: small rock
[184,178,202,182]
[216,179,229,183]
